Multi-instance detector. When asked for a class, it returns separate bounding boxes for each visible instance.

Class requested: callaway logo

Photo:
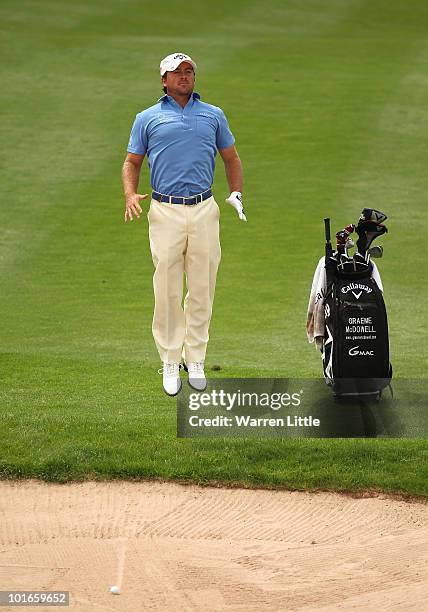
[341,283,372,295]
[174,54,187,60]
[236,194,242,202]
[352,291,362,300]
[324,303,330,317]
[348,346,374,356]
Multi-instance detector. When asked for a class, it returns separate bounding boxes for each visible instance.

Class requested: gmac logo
[349,345,374,356]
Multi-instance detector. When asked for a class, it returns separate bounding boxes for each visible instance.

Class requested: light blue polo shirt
[127,92,235,197]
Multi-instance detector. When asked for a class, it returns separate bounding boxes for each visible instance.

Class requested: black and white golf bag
[321,215,392,398]
[322,268,392,397]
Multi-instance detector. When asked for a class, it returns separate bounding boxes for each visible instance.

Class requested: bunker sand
[0,481,426,611]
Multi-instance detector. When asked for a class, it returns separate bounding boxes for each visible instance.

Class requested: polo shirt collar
[158,92,201,105]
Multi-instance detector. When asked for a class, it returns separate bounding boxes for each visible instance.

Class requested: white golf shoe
[187,361,207,391]
[162,362,182,396]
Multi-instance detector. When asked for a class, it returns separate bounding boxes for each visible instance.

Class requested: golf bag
[322,216,392,398]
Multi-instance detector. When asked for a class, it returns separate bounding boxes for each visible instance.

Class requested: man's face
[162,61,195,96]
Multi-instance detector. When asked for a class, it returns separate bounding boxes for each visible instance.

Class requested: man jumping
[122,53,245,396]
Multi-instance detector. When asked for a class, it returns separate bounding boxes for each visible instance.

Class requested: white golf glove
[225,191,247,222]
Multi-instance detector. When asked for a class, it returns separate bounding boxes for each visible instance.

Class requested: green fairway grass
[1,0,427,496]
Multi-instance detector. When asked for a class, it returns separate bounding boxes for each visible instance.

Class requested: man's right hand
[124,193,148,222]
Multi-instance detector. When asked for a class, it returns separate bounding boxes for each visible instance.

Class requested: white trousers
[148,196,221,363]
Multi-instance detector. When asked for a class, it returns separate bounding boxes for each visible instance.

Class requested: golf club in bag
[322,210,392,399]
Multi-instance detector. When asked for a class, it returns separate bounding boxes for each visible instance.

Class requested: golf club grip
[324,217,333,259]
[324,218,331,242]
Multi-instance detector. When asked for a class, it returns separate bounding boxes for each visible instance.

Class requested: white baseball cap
[160,53,197,76]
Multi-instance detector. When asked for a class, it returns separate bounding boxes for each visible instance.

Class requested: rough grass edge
[0,475,426,504]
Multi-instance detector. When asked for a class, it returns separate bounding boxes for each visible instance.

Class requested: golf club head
[356,222,387,254]
[358,208,387,224]
[336,225,355,251]
[368,245,383,258]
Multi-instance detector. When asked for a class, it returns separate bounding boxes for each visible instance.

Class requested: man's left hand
[225,191,247,222]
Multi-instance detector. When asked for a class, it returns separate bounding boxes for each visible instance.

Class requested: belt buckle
[189,194,201,206]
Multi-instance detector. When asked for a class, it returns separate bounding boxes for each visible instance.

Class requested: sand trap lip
[0,480,427,611]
